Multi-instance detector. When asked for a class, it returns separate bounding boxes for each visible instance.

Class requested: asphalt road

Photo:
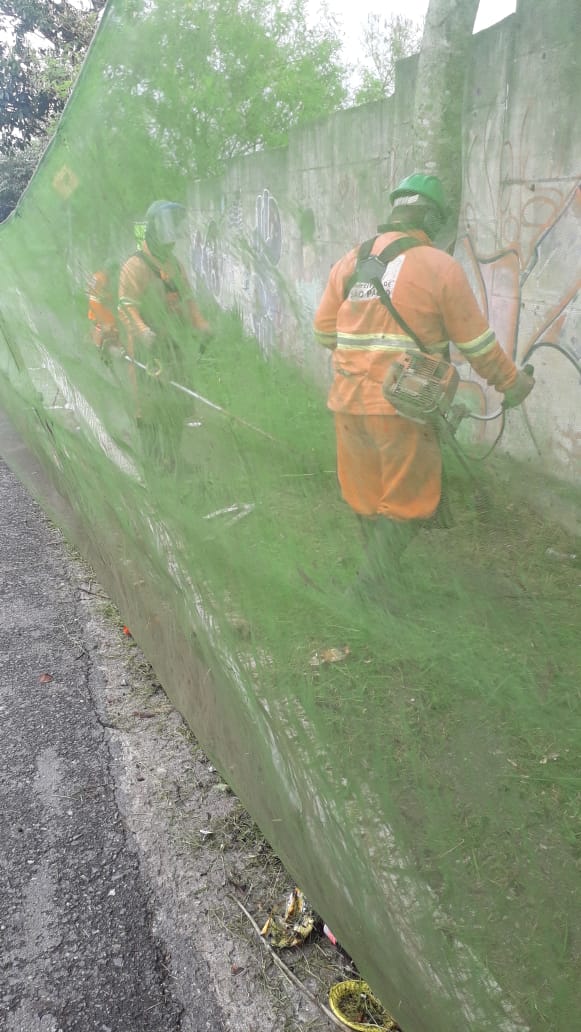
[0,458,225,1032]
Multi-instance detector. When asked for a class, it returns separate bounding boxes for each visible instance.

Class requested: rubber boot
[356,514,375,543]
[346,517,419,610]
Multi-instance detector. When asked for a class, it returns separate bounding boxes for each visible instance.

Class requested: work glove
[502,366,535,409]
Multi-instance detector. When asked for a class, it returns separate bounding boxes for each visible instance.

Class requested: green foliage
[101,0,348,180]
[0,0,102,51]
[0,136,44,220]
[1,1,581,1023]
[0,1,104,153]
[1,0,348,220]
[354,13,423,104]
[0,1,105,219]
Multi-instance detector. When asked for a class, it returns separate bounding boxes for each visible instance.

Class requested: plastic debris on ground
[545,547,579,564]
[328,979,400,1031]
[260,886,317,949]
[309,645,351,667]
[323,923,339,946]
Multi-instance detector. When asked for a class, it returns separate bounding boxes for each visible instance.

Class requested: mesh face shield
[146,201,186,247]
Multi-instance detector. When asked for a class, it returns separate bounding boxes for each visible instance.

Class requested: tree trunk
[412,0,480,227]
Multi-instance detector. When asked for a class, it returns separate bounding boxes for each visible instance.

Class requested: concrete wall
[187,0,581,482]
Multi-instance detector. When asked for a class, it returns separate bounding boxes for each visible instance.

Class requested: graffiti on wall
[463,104,581,371]
[249,189,284,355]
[459,99,581,464]
[190,188,285,358]
[191,219,222,299]
[461,183,581,373]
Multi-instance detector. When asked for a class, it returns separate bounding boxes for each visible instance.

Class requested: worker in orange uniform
[87,259,121,362]
[118,200,211,469]
[313,173,534,602]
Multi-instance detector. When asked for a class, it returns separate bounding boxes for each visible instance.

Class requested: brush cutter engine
[383,351,460,424]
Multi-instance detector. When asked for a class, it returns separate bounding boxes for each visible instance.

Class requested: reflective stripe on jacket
[314,230,517,415]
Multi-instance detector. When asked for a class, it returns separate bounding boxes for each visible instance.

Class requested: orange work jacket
[87,269,119,348]
[118,242,208,350]
[314,230,517,415]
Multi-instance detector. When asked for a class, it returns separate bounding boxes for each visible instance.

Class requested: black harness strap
[343,235,429,351]
[375,236,423,266]
[343,236,421,299]
[374,269,424,350]
[134,249,180,295]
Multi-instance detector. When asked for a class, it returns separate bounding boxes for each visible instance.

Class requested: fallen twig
[233,896,347,1030]
[78,584,109,599]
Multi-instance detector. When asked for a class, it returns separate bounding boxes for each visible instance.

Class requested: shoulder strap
[373,238,424,346]
[134,249,180,294]
[342,236,378,299]
[134,248,157,273]
[379,291,425,349]
[342,235,422,302]
[376,236,422,264]
[358,236,378,261]
[344,235,429,350]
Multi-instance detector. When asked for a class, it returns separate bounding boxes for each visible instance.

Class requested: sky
[307,0,516,65]
[6,0,517,70]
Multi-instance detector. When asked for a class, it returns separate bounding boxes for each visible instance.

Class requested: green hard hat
[389,173,447,217]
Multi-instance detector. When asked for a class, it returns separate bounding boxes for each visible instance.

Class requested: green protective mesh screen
[0,3,580,1030]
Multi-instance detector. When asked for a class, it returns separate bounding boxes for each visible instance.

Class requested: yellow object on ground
[328,979,398,1031]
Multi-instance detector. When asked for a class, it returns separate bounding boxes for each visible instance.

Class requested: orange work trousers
[334,412,442,521]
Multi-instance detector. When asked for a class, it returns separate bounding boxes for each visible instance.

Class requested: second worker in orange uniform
[118,200,211,471]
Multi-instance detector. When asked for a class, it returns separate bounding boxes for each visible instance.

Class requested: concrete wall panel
[188,0,581,484]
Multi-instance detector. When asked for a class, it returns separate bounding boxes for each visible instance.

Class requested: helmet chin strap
[423,207,444,239]
[378,206,443,240]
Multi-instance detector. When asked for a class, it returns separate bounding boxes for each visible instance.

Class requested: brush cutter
[383,353,535,515]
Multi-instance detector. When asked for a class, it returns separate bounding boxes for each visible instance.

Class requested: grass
[154,314,581,1027]
[32,307,581,1028]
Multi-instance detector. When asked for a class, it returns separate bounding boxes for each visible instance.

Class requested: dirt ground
[79,568,365,1032]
